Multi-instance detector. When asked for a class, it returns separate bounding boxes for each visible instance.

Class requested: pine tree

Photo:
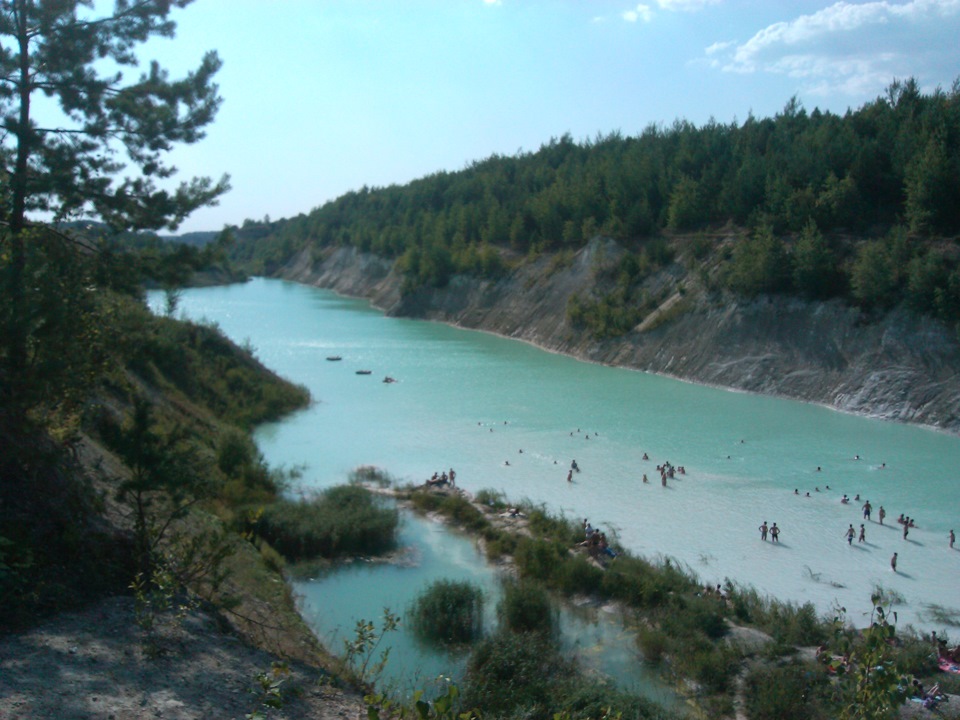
[0,0,228,415]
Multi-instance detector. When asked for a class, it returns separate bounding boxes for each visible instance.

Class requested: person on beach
[903,522,909,540]
[859,524,866,543]
[879,506,886,525]
[567,469,573,483]
[950,529,955,549]
[862,500,872,520]
[845,524,855,545]
[770,523,780,542]
[759,521,769,541]
[891,552,898,572]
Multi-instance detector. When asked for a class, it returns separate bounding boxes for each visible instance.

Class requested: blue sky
[141,0,960,233]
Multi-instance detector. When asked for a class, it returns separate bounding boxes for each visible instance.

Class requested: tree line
[233,78,960,324]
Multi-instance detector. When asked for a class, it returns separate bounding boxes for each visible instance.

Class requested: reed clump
[409,579,485,647]
[253,485,398,561]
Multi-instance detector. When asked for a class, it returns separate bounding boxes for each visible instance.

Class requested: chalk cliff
[279,238,960,435]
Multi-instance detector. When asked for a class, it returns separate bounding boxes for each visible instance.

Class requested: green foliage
[342,608,400,687]
[462,631,576,718]
[792,221,844,300]
[365,682,480,720]
[743,661,830,720]
[725,223,792,296]
[496,579,557,637]
[0,0,228,232]
[127,309,310,429]
[726,584,827,647]
[0,228,112,422]
[246,662,292,720]
[232,80,960,307]
[130,562,197,636]
[349,465,395,488]
[253,485,399,562]
[409,579,485,647]
[830,601,911,720]
[106,398,218,573]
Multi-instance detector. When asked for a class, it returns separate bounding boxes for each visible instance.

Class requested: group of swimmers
[757,521,781,542]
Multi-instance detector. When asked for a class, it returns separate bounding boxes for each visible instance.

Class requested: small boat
[356,370,372,375]
[326,355,342,361]
[383,376,396,384]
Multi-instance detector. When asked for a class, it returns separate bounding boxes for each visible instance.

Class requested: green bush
[743,661,830,720]
[462,631,574,717]
[497,579,557,636]
[253,484,398,561]
[409,579,485,647]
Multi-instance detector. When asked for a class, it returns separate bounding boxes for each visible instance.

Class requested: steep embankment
[280,239,960,435]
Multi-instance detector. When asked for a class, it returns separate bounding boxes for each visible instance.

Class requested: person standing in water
[879,506,886,525]
[950,529,955,549]
[845,524,855,545]
[770,523,780,542]
[759,521,768,541]
[891,552,898,572]
[858,524,866,543]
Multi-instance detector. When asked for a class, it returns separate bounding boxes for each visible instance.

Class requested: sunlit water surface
[151,278,960,649]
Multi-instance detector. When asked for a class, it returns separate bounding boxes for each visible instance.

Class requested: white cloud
[656,0,721,11]
[707,0,960,97]
[705,40,736,55]
[623,4,654,22]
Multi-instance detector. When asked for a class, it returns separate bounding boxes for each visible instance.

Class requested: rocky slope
[280,239,960,435]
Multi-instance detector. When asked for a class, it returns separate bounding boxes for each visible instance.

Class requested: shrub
[409,579,485,647]
[497,579,557,636]
[462,631,573,717]
[254,484,398,561]
[743,662,829,720]
[349,465,393,488]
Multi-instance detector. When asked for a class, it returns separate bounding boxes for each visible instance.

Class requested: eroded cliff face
[281,240,960,435]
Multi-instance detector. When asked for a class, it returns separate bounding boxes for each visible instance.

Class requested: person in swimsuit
[879,506,886,524]
[845,524,855,545]
[858,524,866,543]
[770,523,780,542]
[891,552,898,572]
[759,521,768,541]
[950,529,956,549]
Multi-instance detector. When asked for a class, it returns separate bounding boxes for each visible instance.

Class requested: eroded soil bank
[280,239,960,435]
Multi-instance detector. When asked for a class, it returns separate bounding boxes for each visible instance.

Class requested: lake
[151,277,960,636]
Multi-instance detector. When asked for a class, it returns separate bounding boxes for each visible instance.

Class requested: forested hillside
[232,79,960,329]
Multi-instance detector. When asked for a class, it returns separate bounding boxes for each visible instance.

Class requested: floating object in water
[326,355,342,361]
[383,376,396,383]
[356,369,372,375]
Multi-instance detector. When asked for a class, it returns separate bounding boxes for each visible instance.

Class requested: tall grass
[409,579,485,647]
[497,579,557,637]
[253,484,398,561]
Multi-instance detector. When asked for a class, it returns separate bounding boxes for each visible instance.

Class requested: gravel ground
[0,596,365,720]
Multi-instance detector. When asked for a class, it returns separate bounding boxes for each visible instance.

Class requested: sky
[131,0,960,234]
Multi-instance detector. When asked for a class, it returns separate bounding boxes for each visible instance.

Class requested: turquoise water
[152,278,960,636]
[294,508,682,705]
